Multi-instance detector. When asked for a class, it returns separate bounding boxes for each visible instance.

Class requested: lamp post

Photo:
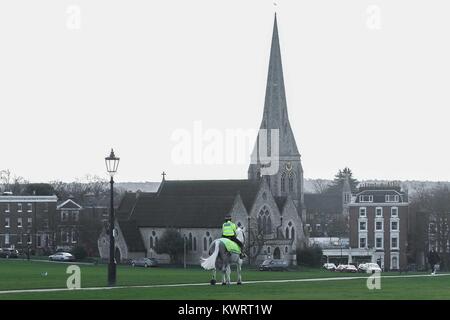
[105,149,120,286]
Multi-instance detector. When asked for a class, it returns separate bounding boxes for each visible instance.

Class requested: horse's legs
[222,264,227,285]
[210,269,217,285]
[237,259,242,285]
[226,265,231,285]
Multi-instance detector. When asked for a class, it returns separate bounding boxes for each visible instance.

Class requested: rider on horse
[222,215,246,259]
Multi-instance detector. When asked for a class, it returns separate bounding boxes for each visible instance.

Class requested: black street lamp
[105,148,120,286]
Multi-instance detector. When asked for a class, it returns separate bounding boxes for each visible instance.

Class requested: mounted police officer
[222,215,246,259]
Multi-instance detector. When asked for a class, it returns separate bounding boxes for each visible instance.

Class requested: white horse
[200,227,245,285]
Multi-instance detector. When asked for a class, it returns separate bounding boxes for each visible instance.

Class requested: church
[98,14,307,265]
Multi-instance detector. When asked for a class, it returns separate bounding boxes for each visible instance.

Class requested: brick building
[349,182,409,270]
[0,194,57,253]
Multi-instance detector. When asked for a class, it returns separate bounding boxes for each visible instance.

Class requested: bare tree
[312,179,331,194]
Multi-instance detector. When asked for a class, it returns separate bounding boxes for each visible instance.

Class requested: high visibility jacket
[222,221,237,237]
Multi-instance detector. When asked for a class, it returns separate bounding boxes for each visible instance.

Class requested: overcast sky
[0,0,449,183]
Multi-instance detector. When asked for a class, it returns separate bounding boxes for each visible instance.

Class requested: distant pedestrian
[428,248,440,275]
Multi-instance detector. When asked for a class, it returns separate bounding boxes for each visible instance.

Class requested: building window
[44,203,49,212]
[193,237,197,251]
[391,236,399,249]
[27,218,32,228]
[344,193,351,203]
[18,203,23,212]
[285,227,289,239]
[359,221,367,231]
[27,234,32,244]
[267,246,271,254]
[150,237,154,249]
[375,207,383,217]
[71,230,77,243]
[72,211,79,222]
[188,233,193,250]
[18,234,22,244]
[385,195,399,203]
[316,224,321,233]
[37,234,42,247]
[360,195,373,203]
[285,246,288,253]
[391,256,399,270]
[203,237,207,251]
[5,218,10,228]
[5,204,10,213]
[17,218,22,228]
[5,233,9,245]
[359,207,367,217]
[258,207,272,235]
[27,203,32,212]
[391,207,398,217]
[288,172,295,193]
[375,221,383,231]
[291,228,295,240]
[359,236,367,248]
[391,221,398,231]
[281,172,286,193]
[61,210,69,222]
[376,236,383,249]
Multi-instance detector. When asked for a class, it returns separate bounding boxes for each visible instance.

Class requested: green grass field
[0,259,449,300]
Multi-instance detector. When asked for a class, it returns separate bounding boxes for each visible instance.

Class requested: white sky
[0,0,449,183]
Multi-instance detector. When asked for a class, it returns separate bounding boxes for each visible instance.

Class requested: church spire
[260,13,299,157]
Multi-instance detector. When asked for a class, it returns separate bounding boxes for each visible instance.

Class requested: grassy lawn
[0,259,449,300]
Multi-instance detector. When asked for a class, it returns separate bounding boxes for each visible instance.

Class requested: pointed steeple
[259,14,299,157]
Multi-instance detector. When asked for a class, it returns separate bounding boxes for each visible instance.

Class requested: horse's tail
[201,240,220,270]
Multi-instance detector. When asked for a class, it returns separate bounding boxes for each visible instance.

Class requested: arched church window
[291,228,295,240]
[152,231,156,236]
[258,207,271,235]
[189,233,193,250]
[288,172,295,192]
[150,237,153,249]
[266,216,272,234]
[206,231,210,237]
[285,227,289,239]
[285,246,288,253]
[155,237,158,248]
[203,237,207,251]
[193,237,197,251]
[209,237,212,245]
[281,172,286,193]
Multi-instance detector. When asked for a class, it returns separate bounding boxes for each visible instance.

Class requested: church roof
[117,220,146,252]
[116,179,261,233]
[304,193,343,213]
[128,194,237,228]
[157,179,260,211]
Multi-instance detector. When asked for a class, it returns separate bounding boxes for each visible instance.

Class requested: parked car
[131,257,158,268]
[259,259,289,271]
[336,264,358,273]
[48,252,75,262]
[358,263,382,273]
[0,248,20,259]
[323,263,337,271]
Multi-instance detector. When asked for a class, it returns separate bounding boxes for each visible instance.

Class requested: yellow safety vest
[222,222,237,237]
